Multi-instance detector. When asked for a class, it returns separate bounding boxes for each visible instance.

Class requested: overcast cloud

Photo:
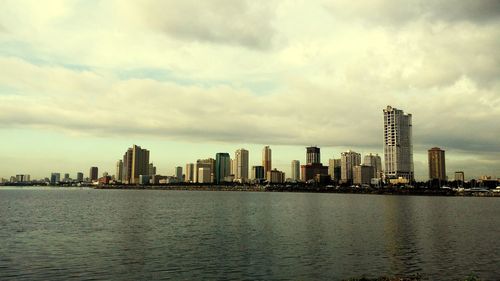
[0,0,499,179]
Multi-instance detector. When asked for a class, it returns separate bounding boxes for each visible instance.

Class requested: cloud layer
[0,0,499,179]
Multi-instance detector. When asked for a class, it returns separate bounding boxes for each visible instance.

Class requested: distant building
[328,159,341,181]
[383,105,414,181]
[15,174,30,182]
[252,166,265,181]
[139,175,150,185]
[363,153,382,179]
[122,145,150,184]
[353,165,375,185]
[454,171,465,182]
[198,167,211,183]
[89,167,98,181]
[185,163,195,183]
[196,158,215,183]
[50,173,60,185]
[341,150,361,184]
[175,166,183,182]
[262,146,272,177]
[215,153,231,184]
[235,148,249,182]
[428,147,446,181]
[116,160,123,182]
[306,146,321,164]
[76,172,84,182]
[291,160,300,181]
[267,169,285,184]
[148,163,157,176]
[301,147,328,182]
[63,173,70,182]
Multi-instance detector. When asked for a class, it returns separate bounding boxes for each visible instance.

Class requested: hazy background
[1,0,499,180]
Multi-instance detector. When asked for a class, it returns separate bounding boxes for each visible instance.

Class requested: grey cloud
[324,0,500,25]
[137,0,276,50]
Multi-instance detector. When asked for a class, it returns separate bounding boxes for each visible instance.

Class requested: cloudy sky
[1,0,499,180]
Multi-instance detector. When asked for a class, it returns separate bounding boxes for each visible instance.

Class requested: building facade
[306,146,321,164]
[262,146,272,177]
[267,169,285,184]
[122,145,150,184]
[252,166,265,181]
[291,160,300,181]
[353,165,375,185]
[175,166,183,182]
[215,153,231,184]
[454,171,465,182]
[185,163,195,183]
[235,148,249,182]
[115,160,123,182]
[89,167,98,181]
[428,147,446,181]
[363,153,382,179]
[383,105,414,181]
[195,158,215,183]
[341,150,361,184]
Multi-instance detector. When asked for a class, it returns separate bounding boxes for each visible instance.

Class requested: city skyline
[1,1,499,180]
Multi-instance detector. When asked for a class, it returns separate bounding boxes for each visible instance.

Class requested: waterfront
[1,187,499,280]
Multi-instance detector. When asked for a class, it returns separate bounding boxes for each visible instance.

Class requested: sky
[0,0,499,181]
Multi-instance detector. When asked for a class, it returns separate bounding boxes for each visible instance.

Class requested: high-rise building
[428,147,446,181]
[383,105,414,181]
[301,147,328,182]
[363,153,382,179]
[235,148,249,182]
[267,169,285,184]
[198,167,211,183]
[195,158,215,183]
[341,150,361,184]
[89,167,98,181]
[252,166,265,181]
[63,173,70,182]
[50,173,60,185]
[116,160,123,182]
[306,146,321,164]
[291,160,300,181]
[215,153,231,184]
[175,166,183,182]
[148,163,156,176]
[353,165,375,185]
[262,146,272,176]
[122,145,150,184]
[455,171,465,182]
[185,163,195,183]
[76,172,83,182]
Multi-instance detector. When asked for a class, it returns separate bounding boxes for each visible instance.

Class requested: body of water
[1,187,499,280]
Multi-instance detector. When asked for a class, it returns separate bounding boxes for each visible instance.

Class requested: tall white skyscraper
[235,148,249,182]
[341,150,361,184]
[383,106,414,181]
[291,160,300,181]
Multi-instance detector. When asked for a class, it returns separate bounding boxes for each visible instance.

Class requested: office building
[262,146,272,176]
[252,166,265,181]
[341,150,361,184]
[428,147,446,181]
[116,160,123,182]
[76,172,83,182]
[148,163,156,176]
[363,153,382,179]
[291,160,300,181]
[215,153,231,184]
[267,169,285,184]
[306,146,321,164]
[185,163,195,183]
[50,173,60,185]
[89,167,98,181]
[328,159,342,181]
[175,166,183,182]
[122,145,150,184]
[353,165,375,185]
[383,105,414,181]
[235,148,249,182]
[301,147,328,182]
[195,158,215,183]
[198,167,211,183]
[455,171,465,182]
